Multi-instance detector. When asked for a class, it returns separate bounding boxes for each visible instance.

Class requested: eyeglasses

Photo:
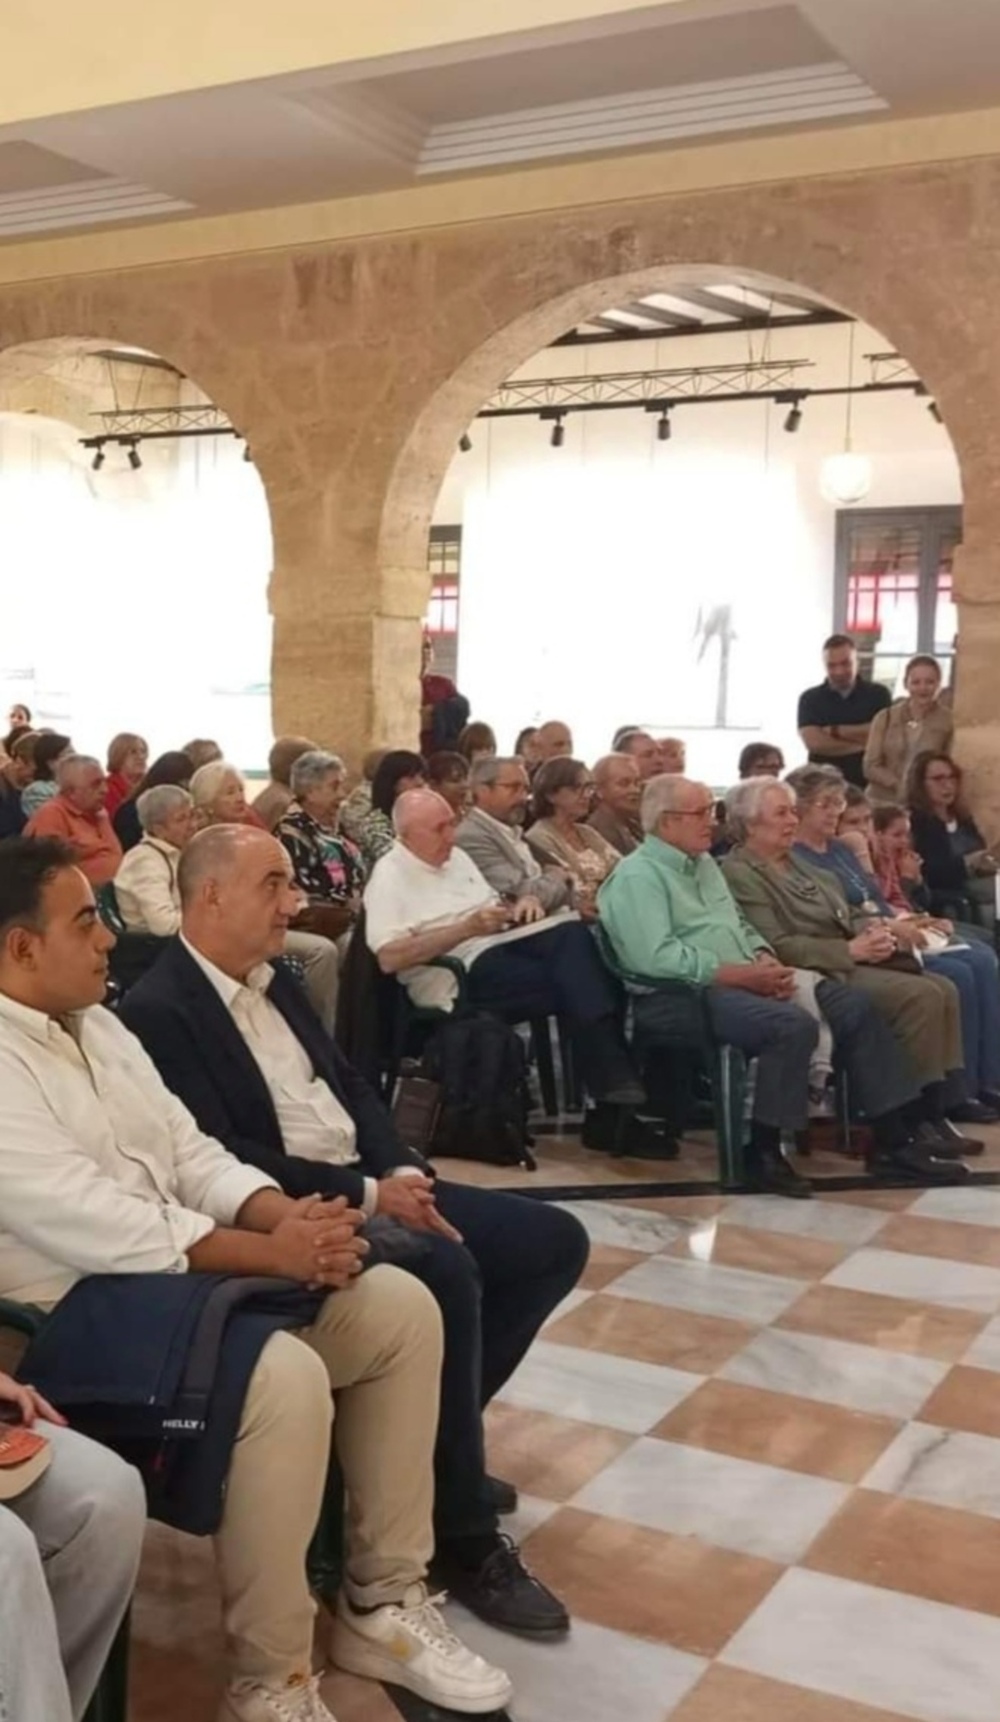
[671,803,716,820]
[926,771,957,783]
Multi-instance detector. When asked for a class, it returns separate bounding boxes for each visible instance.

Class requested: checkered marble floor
[130,1181,1000,1722]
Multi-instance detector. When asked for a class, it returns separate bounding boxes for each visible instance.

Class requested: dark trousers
[401,1180,589,1541]
[466,922,619,1027]
[637,985,818,1132]
[814,978,919,1116]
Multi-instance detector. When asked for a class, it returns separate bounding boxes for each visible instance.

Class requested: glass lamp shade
[820,451,872,504]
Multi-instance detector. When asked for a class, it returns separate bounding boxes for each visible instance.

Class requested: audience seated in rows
[0,731,34,838]
[113,750,194,852]
[338,748,385,847]
[455,722,497,765]
[251,735,318,833]
[190,760,268,833]
[114,785,197,935]
[455,757,571,914]
[276,750,365,942]
[182,738,223,771]
[532,721,573,765]
[907,749,998,923]
[25,755,123,887]
[21,732,72,819]
[657,737,686,774]
[103,732,148,821]
[120,822,584,1640]
[738,741,785,779]
[615,728,660,782]
[356,750,426,871]
[864,655,953,804]
[0,836,512,1722]
[588,752,642,855]
[526,756,619,903]
[513,726,540,769]
[426,750,471,817]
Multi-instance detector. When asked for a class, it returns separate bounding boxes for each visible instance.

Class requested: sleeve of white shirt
[116,844,181,936]
[364,855,410,953]
[0,1044,216,1277]
[116,1024,278,1225]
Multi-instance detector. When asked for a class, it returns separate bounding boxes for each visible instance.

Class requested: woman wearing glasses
[906,751,998,924]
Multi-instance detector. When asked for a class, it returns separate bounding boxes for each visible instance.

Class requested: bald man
[120,823,586,1642]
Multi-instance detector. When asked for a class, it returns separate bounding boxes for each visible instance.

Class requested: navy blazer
[120,938,424,1205]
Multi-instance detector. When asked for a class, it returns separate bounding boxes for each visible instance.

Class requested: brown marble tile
[545,1291,751,1372]
[670,1665,919,1722]
[521,1506,780,1656]
[669,1222,849,1281]
[651,1379,899,1482]
[817,1187,920,1212]
[877,1211,1000,1268]
[919,1363,1000,1436]
[483,1402,633,1500]
[804,1488,1000,1619]
[609,1194,727,1219]
[578,1243,648,1290]
[776,1282,986,1362]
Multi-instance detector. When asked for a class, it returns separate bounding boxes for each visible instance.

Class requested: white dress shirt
[0,992,275,1307]
[114,836,181,935]
[180,940,381,1216]
[363,841,558,1009]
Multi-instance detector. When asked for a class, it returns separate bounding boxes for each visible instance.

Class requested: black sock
[922,1082,947,1123]
[438,1532,502,1571]
[749,1122,781,1159]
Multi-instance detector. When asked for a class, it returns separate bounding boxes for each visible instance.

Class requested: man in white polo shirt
[364,788,644,1107]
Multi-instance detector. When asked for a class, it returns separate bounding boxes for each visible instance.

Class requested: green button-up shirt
[597,835,769,986]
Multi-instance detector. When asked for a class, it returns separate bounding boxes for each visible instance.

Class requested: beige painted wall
[2,153,1000,819]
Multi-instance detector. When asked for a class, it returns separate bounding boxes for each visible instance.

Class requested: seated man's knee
[0,1503,46,1585]
[253,1331,333,1432]
[352,1264,444,1356]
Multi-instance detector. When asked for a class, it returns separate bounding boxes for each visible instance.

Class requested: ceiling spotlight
[656,410,672,443]
[550,416,565,448]
[126,441,143,471]
[90,446,105,472]
[928,400,943,423]
[458,432,472,453]
[783,398,804,434]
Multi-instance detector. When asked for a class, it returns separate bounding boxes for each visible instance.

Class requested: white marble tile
[823,1246,1000,1313]
[719,1192,890,1246]
[863,1420,1000,1519]
[572,1435,848,1563]
[720,1326,947,1418]
[961,1315,1000,1373]
[542,1287,592,1328]
[442,1606,706,1722]
[722,1566,1000,1722]
[505,1493,561,1543]
[605,1254,804,1325]
[495,1339,700,1433]
[555,1200,688,1255]
[911,1187,1000,1229]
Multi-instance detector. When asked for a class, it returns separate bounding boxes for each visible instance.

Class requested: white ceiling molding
[416,61,887,173]
[289,85,427,170]
[0,176,192,237]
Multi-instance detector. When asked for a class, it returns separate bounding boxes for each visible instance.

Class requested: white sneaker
[218,1672,337,1722]
[331,1584,513,1715]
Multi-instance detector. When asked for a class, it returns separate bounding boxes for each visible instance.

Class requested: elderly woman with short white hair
[277,750,366,941]
[189,758,340,1031]
[114,785,197,936]
[721,776,971,1183]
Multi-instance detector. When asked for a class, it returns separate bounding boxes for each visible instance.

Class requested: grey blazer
[455,807,570,912]
[721,846,866,977]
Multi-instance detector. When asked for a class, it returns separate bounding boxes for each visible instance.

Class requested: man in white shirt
[0,836,510,1722]
[120,823,587,1640]
[455,757,570,912]
[365,789,645,1108]
[114,783,196,935]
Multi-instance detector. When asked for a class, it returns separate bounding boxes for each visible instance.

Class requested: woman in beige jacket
[864,654,953,804]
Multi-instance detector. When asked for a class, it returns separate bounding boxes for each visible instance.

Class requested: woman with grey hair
[114,784,196,935]
[277,749,366,940]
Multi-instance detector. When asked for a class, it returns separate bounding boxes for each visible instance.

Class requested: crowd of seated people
[1,635,999,1718]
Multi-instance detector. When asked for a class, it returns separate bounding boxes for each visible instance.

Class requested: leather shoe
[581,1107,680,1160]
[748,1150,813,1199]
[868,1139,970,1185]
[928,1118,984,1157]
[949,1099,1000,1126]
[486,1475,518,1515]
[436,1536,570,1638]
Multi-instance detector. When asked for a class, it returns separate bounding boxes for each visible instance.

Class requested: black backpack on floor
[418,1013,536,1170]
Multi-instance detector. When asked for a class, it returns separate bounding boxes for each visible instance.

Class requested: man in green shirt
[598,776,816,1197]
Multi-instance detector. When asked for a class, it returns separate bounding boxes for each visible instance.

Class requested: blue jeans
[926,940,1000,1094]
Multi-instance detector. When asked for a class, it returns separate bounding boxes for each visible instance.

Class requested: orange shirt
[25,796,124,886]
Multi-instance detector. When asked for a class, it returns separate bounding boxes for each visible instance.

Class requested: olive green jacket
[721,846,868,978]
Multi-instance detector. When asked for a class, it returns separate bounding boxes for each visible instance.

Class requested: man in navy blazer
[120,824,588,1641]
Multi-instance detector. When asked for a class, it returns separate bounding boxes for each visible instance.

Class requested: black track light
[550,416,565,448]
[656,410,672,443]
[91,446,105,472]
[126,441,142,471]
[458,432,472,453]
[783,399,803,434]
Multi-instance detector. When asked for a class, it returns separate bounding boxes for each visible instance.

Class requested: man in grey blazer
[455,758,571,912]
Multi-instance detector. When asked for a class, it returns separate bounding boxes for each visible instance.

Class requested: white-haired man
[588,753,643,856]
[25,755,122,886]
[455,757,571,911]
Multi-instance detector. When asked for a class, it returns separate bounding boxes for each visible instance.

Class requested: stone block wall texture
[2,157,999,820]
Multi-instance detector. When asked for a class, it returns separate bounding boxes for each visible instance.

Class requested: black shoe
[868,1139,970,1186]
[929,1118,985,1157]
[748,1150,813,1199]
[980,1089,1000,1112]
[949,1100,1000,1126]
[581,1107,680,1160]
[438,1536,570,1638]
[486,1475,518,1515]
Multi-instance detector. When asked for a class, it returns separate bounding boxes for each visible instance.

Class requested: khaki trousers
[284,929,340,1035]
[851,966,963,1086]
[215,1264,443,1684]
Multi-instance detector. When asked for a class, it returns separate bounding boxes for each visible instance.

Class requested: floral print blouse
[277,804,367,906]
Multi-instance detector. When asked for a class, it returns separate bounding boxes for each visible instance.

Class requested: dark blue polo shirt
[796,677,891,788]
